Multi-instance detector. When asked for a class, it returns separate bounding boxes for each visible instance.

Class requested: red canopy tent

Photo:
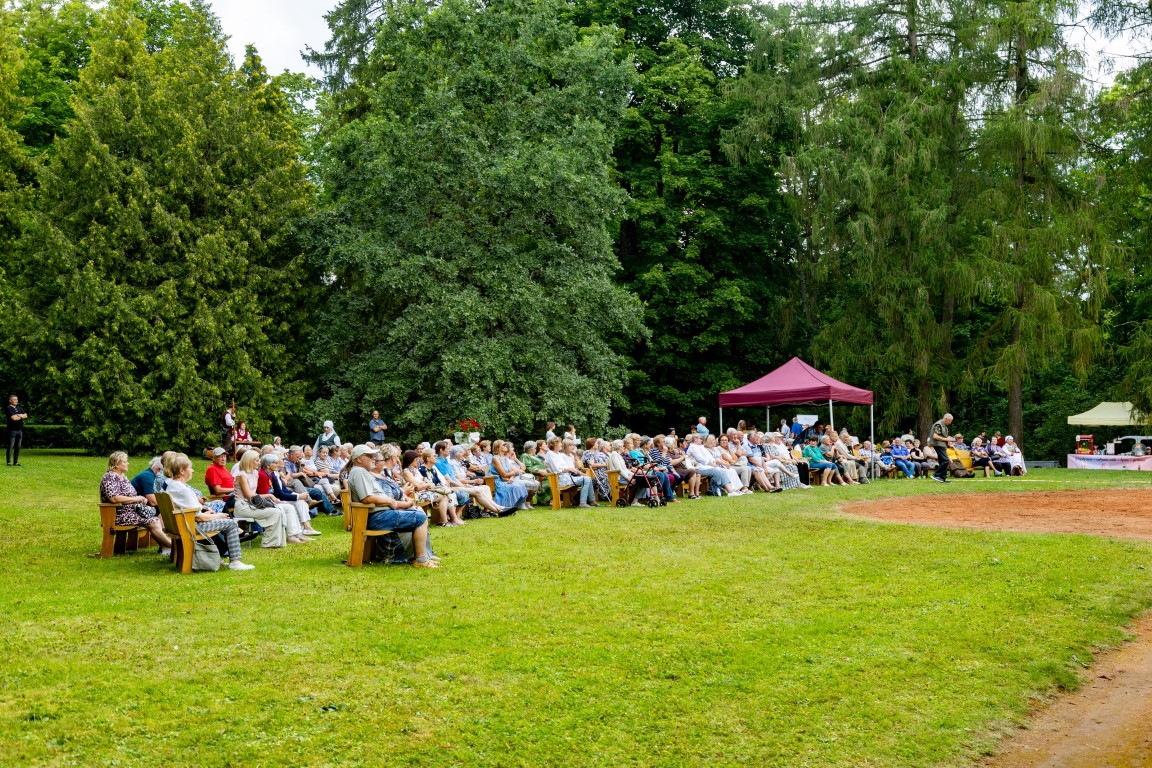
[719,358,875,470]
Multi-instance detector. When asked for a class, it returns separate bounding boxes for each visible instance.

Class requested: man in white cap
[347,445,439,568]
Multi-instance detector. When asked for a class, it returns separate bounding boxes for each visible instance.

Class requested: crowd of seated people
[100,417,1031,571]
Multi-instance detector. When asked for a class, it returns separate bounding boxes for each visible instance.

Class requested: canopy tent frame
[720,401,874,479]
[718,358,876,479]
[1066,402,1150,427]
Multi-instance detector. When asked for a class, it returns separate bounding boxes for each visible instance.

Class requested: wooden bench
[155,492,222,574]
[546,472,583,509]
[339,486,354,532]
[671,472,709,498]
[97,503,152,558]
[342,484,431,533]
[602,469,621,506]
[346,496,393,568]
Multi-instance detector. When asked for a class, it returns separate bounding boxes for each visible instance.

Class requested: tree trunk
[1008,319,1024,439]
[907,0,919,62]
[916,376,932,440]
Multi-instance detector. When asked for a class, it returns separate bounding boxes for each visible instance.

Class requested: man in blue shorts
[346,444,438,568]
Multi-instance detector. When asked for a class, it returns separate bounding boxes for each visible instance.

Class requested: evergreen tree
[1093,60,1152,412]
[577,0,798,431]
[729,0,987,435]
[968,0,1108,439]
[1,0,315,451]
[308,0,644,440]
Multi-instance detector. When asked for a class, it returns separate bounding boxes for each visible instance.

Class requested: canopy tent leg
[829,399,834,431]
[719,408,723,435]
[870,403,875,480]
[766,406,770,431]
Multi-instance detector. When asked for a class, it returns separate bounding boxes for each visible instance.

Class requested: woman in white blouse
[163,453,254,570]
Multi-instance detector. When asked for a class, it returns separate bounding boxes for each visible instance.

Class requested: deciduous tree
[307,0,644,440]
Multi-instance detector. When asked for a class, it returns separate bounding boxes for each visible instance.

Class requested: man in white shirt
[741,432,780,492]
[685,435,748,495]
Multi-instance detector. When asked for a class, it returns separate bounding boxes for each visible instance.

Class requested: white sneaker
[229,560,255,571]
[159,548,171,557]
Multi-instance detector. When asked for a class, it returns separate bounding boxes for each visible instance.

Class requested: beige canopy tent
[1066,402,1150,426]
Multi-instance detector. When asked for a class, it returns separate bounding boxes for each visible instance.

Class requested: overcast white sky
[209,0,338,76]
[206,0,1133,87]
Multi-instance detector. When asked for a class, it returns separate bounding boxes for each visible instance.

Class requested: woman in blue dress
[489,440,529,510]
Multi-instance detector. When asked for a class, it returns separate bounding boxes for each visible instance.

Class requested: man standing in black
[6,395,27,466]
[929,413,955,483]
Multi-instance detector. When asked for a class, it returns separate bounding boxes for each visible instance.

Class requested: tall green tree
[967,0,1108,439]
[8,0,94,158]
[307,0,644,440]
[729,0,987,436]
[1092,60,1152,413]
[576,0,797,431]
[0,4,29,230]
[1,0,315,451]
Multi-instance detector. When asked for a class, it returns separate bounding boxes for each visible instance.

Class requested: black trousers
[933,446,950,480]
[7,430,21,465]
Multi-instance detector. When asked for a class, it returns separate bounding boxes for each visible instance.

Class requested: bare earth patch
[843,489,1152,541]
[844,490,1152,767]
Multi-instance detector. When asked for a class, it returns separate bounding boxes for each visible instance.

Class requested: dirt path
[843,490,1152,767]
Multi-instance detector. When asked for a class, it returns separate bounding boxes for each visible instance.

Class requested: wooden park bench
[97,502,152,558]
[155,492,223,574]
[342,484,430,533]
[345,494,393,568]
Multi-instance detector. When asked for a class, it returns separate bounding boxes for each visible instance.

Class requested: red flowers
[453,418,482,432]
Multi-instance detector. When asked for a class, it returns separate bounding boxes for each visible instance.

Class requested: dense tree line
[0,0,1149,459]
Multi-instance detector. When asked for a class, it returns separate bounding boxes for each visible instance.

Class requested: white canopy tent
[1066,402,1150,426]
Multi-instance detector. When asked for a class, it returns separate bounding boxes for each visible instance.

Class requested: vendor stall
[1066,402,1152,470]
[1067,454,1152,471]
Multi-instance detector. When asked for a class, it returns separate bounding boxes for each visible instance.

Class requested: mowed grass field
[4,454,1152,767]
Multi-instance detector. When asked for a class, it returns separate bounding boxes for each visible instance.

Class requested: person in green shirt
[801,437,840,485]
[519,440,551,505]
[928,413,956,483]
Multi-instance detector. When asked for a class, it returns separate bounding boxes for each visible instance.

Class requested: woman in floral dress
[99,451,172,554]
[581,438,611,501]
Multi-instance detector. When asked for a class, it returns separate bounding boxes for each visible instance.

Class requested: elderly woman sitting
[519,441,551,505]
[162,453,254,570]
[232,449,292,547]
[581,437,613,501]
[544,437,596,507]
[494,440,539,507]
[1002,436,1027,475]
[487,440,530,510]
[100,452,173,556]
[404,449,464,526]
[969,437,1001,477]
[432,441,508,515]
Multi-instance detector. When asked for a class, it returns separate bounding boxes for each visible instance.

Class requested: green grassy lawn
[3,454,1152,766]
